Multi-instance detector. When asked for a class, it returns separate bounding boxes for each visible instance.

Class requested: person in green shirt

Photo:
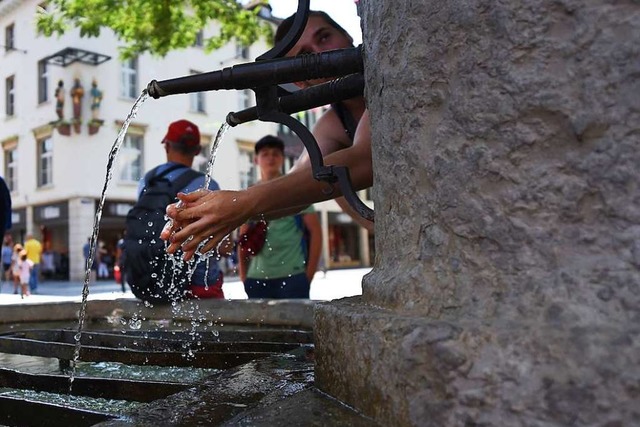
[238,136,322,299]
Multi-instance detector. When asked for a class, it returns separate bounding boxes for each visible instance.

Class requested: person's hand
[160,189,208,247]
[162,189,253,261]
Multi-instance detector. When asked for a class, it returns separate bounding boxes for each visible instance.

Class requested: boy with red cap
[136,119,232,299]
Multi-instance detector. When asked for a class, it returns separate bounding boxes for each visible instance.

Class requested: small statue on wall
[54,80,65,120]
[88,79,105,135]
[70,78,84,121]
[90,79,103,120]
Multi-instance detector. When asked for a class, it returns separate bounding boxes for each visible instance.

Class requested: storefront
[327,212,369,269]
[33,201,70,280]
[100,200,133,242]
[96,200,134,279]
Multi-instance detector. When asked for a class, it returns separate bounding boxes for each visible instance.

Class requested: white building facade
[1,0,372,281]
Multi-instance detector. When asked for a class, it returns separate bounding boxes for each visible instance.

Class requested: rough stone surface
[316,298,640,426]
[316,0,640,425]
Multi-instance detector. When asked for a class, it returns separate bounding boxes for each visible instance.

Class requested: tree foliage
[36,0,273,59]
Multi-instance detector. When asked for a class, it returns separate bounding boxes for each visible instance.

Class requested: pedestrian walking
[24,233,42,293]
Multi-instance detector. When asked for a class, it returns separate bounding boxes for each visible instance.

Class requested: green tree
[36,0,273,59]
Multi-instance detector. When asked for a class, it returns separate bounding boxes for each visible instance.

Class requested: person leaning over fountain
[161,11,373,259]
[135,120,233,299]
[238,136,321,299]
[275,11,372,232]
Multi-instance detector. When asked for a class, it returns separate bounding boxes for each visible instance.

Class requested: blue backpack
[124,164,201,304]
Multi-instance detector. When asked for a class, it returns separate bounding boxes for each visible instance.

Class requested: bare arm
[163,111,372,260]
[291,107,352,172]
[294,103,373,230]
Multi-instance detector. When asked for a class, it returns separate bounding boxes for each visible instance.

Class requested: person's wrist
[243,186,267,220]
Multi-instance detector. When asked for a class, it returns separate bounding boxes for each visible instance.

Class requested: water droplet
[148,221,154,227]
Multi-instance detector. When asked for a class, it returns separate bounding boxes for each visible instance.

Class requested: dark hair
[254,135,284,154]
[275,10,352,45]
[166,140,201,156]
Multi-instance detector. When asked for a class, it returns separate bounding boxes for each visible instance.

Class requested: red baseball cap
[163,120,200,146]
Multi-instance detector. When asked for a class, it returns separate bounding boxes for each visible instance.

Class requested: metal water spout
[225,74,365,128]
[146,0,373,221]
[146,47,363,99]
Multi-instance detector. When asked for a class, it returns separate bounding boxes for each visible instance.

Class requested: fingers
[167,217,223,256]
[162,193,211,242]
[163,189,248,260]
[160,219,174,241]
[198,239,219,256]
[176,188,209,204]
[176,233,223,262]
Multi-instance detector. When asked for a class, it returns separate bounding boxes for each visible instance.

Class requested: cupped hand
[162,189,253,261]
[160,189,210,242]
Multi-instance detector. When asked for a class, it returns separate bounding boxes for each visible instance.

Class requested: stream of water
[203,122,229,190]
[69,90,149,390]
[69,96,230,391]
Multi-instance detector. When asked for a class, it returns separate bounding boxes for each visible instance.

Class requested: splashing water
[69,90,149,391]
[181,122,230,287]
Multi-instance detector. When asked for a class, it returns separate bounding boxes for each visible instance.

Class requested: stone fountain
[1,0,638,425]
[315,1,640,426]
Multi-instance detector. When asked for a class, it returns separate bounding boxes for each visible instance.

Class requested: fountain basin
[0,298,376,426]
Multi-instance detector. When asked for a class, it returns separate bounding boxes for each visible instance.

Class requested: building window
[4,23,14,51]
[38,60,48,104]
[238,149,256,189]
[194,30,204,47]
[37,137,54,187]
[190,91,206,113]
[4,147,17,192]
[120,57,138,99]
[189,70,206,113]
[239,89,252,110]
[5,75,15,117]
[119,134,143,182]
